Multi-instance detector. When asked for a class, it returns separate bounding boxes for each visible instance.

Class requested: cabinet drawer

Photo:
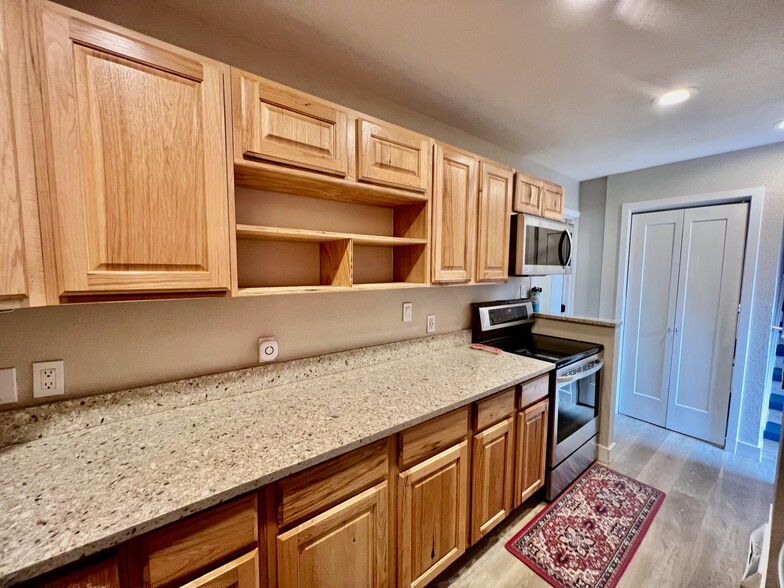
[34,551,121,588]
[142,494,258,587]
[519,374,549,408]
[399,406,469,470]
[180,550,260,588]
[475,387,515,431]
[277,439,387,529]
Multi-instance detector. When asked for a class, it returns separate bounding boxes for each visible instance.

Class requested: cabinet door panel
[513,173,543,215]
[515,399,549,507]
[0,0,45,307]
[471,417,514,543]
[236,71,348,176]
[357,119,429,191]
[180,550,260,588]
[541,182,564,220]
[399,442,468,588]
[278,482,388,588]
[38,5,230,295]
[431,144,478,283]
[476,162,513,282]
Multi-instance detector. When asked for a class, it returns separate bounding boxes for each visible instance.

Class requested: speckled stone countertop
[535,312,621,328]
[0,334,551,586]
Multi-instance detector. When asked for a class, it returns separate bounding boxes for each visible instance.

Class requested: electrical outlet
[33,360,65,398]
[426,314,436,334]
[402,302,413,322]
[0,368,17,404]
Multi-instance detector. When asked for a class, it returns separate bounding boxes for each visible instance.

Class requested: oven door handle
[556,359,604,384]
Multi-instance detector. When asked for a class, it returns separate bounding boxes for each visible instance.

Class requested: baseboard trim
[734,439,762,462]
[598,442,615,464]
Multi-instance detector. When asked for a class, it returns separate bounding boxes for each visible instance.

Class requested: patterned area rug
[506,463,665,588]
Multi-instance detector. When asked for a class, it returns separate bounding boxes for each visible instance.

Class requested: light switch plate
[0,368,17,404]
[403,302,413,322]
[33,360,65,398]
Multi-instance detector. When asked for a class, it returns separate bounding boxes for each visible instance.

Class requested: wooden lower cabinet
[181,550,260,588]
[277,482,388,588]
[514,399,549,507]
[398,441,469,588]
[470,416,515,543]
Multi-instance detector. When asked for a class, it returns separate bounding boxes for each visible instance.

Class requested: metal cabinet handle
[773,325,783,332]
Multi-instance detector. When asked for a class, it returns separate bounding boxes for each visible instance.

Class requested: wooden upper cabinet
[513,172,543,215]
[515,398,549,507]
[541,181,565,220]
[356,119,429,192]
[34,2,231,298]
[431,144,478,283]
[278,482,388,588]
[398,442,469,588]
[475,162,513,282]
[233,69,348,177]
[0,0,46,308]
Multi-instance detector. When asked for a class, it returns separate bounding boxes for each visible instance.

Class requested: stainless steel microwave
[510,214,573,276]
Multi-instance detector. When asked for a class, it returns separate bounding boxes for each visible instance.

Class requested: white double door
[619,203,748,445]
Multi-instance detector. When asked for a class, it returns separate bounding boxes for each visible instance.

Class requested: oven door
[549,354,603,467]
[512,214,573,276]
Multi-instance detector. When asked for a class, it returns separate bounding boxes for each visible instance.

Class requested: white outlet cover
[403,302,413,322]
[33,360,65,398]
[0,368,17,404]
[258,337,279,362]
[427,314,436,334]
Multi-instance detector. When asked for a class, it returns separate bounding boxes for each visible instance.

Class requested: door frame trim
[613,187,765,456]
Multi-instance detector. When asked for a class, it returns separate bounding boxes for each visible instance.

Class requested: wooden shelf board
[236,285,352,297]
[235,225,427,247]
[234,160,429,208]
[351,282,428,290]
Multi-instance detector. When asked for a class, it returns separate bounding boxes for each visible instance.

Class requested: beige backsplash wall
[0,282,522,406]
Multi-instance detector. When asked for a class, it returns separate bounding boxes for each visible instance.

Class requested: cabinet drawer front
[143,494,258,587]
[357,119,429,192]
[513,173,544,215]
[277,482,388,588]
[35,551,121,588]
[277,439,387,528]
[476,162,513,282]
[235,71,348,176]
[519,373,549,408]
[475,387,515,431]
[398,442,469,588]
[399,406,468,470]
[38,5,231,295]
[471,417,514,543]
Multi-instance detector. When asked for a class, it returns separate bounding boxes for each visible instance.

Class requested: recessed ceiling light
[775,120,784,130]
[653,87,698,106]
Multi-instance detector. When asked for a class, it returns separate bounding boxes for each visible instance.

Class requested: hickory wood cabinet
[513,172,565,221]
[32,375,551,588]
[430,145,513,285]
[0,0,46,309]
[29,1,233,301]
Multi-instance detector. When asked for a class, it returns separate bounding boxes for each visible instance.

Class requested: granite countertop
[535,312,621,328]
[0,340,552,586]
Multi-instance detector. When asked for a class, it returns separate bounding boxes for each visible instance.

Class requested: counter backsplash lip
[0,331,552,586]
[0,330,472,449]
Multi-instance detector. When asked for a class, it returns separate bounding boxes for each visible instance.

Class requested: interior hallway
[436,414,777,588]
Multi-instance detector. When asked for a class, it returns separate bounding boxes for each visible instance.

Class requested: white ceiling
[161,0,784,180]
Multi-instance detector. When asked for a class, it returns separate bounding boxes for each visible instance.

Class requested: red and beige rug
[506,463,665,588]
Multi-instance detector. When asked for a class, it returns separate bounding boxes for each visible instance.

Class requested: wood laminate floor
[436,414,777,588]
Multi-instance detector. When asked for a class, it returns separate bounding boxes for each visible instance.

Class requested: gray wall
[597,142,784,455]
[574,178,607,317]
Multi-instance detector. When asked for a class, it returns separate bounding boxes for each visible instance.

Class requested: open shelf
[234,160,429,208]
[236,225,428,247]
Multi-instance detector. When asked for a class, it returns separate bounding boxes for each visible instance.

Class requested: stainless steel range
[471,298,604,500]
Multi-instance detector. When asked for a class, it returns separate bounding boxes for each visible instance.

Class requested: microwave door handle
[562,229,574,268]
[558,230,572,267]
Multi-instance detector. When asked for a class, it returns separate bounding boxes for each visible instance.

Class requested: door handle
[773,326,783,332]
